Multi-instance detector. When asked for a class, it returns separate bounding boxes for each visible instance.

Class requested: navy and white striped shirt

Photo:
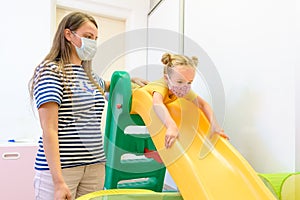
[33,63,106,170]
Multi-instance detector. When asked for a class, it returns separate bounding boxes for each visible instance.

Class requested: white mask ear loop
[71,31,84,49]
[166,73,174,85]
[165,74,173,91]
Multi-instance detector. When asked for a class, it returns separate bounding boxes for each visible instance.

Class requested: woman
[29,11,147,200]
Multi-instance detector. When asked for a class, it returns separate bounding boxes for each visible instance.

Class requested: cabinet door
[0,145,37,199]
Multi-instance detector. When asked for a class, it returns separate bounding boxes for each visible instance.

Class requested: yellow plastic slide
[131,89,277,200]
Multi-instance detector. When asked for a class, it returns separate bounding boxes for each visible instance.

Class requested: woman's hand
[54,181,72,200]
[165,126,179,148]
[131,77,149,87]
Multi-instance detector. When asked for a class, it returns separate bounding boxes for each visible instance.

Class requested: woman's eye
[86,36,97,41]
[83,34,93,39]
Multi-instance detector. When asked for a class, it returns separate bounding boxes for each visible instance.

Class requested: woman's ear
[64,29,73,42]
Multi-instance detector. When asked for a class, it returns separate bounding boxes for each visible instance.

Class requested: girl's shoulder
[148,78,167,88]
[142,78,168,98]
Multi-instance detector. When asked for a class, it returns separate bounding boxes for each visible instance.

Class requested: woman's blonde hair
[161,53,198,75]
[29,12,104,103]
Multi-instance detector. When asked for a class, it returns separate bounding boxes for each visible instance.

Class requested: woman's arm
[104,81,110,92]
[131,77,149,86]
[104,78,148,93]
[38,102,72,200]
[152,92,179,148]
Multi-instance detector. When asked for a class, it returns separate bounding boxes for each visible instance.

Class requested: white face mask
[73,32,97,61]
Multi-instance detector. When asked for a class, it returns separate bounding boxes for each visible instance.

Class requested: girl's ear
[163,73,169,82]
[64,29,73,42]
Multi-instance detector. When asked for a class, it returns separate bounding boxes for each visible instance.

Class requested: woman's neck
[70,54,82,65]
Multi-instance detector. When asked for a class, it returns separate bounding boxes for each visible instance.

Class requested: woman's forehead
[77,21,98,35]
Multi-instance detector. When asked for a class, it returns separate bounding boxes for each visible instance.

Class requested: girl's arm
[38,102,72,200]
[153,92,179,148]
[193,96,229,139]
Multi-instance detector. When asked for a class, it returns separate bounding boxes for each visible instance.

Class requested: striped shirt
[33,62,106,170]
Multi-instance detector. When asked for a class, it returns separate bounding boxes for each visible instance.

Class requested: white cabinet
[0,144,38,199]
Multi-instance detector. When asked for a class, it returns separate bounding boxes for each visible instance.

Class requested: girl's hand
[214,129,230,140]
[165,127,179,148]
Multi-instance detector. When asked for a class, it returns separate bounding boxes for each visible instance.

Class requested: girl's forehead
[173,64,194,71]
[171,65,195,78]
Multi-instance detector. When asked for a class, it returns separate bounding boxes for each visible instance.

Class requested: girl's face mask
[72,32,97,61]
[167,75,191,98]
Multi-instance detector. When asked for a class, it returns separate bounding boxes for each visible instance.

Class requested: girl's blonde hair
[29,12,104,103]
[161,53,198,75]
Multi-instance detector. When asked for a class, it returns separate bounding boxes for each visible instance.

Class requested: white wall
[297,66,300,172]
[57,0,149,31]
[146,0,183,81]
[0,0,54,141]
[295,0,300,172]
[0,0,150,141]
[184,0,297,173]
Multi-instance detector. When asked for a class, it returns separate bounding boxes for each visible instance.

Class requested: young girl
[143,53,228,149]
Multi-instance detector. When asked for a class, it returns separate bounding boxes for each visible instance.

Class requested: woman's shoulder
[37,60,59,71]
[34,61,64,80]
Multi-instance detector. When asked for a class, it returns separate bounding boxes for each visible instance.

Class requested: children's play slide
[130,87,277,200]
[78,71,279,200]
